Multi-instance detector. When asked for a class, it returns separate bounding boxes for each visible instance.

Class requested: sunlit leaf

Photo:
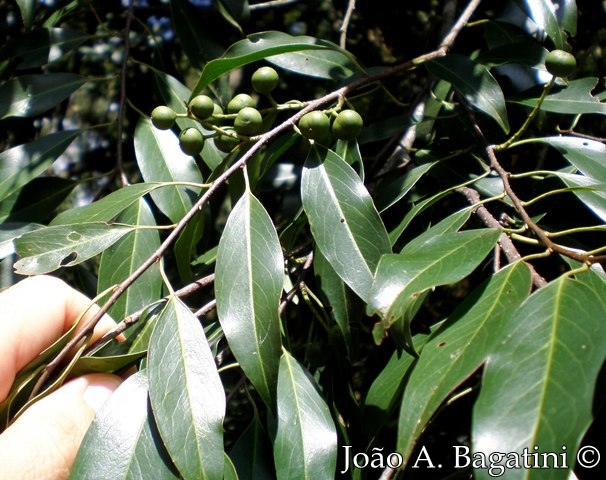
[472,276,606,480]
[215,189,283,409]
[513,0,566,48]
[13,222,136,275]
[148,296,225,480]
[426,55,510,133]
[0,130,80,203]
[274,350,337,479]
[70,372,180,479]
[0,73,86,119]
[397,262,531,466]
[301,145,391,302]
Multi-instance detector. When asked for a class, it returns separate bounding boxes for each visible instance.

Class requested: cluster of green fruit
[150,65,364,157]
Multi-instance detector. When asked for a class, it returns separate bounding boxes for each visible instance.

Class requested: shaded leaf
[229,416,275,479]
[557,173,606,222]
[274,350,337,480]
[15,0,35,30]
[374,162,435,213]
[0,73,86,119]
[426,55,510,133]
[512,78,606,115]
[13,222,135,275]
[397,262,531,466]
[148,296,225,480]
[134,117,204,223]
[70,372,180,480]
[51,183,162,225]
[215,190,283,409]
[192,31,360,96]
[301,145,391,302]
[98,198,162,322]
[0,130,80,203]
[472,276,606,480]
[69,350,146,377]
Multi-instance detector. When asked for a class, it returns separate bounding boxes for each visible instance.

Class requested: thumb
[0,373,122,480]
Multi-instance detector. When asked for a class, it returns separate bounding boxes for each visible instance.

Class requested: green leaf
[514,0,566,49]
[51,183,162,225]
[148,296,225,480]
[0,223,41,259]
[0,28,92,70]
[472,276,606,480]
[171,0,225,71]
[426,55,510,133]
[192,31,360,96]
[69,350,146,377]
[367,229,501,346]
[98,198,162,322]
[512,78,606,115]
[301,145,391,302]
[396,262,531,466]
[13,222,135,275]
[0,130,80,203]
[0,73,87,119]
[556,172,606,222]
[374,162,435,213]
[274,350,337,480]
[215,190,283,409]
[15,0,36,30]
[229,416,275,479]
[134,117,204,223]
[334,139,364,181]
[70,372,180,480]
[0,177,75,224]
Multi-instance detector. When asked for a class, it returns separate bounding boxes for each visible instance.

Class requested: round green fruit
[178,128,204,156]
[251,66,279,95]
[189,95,215,120]
[214,128,240,153]
[234,107,263,136]
[151,106,176,130]
[332,109,363,140]
[227,93,256,114]
[298,111,330,143]
[545,49,576,77]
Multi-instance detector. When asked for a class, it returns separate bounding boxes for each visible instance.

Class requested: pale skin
[0,275,123,480]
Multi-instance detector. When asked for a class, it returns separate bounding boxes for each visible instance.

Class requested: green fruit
[189,95,215,120]
[332,109,363,140]
[214,128,240,153]
[151,106,176,130]
[545,49,577,77]
[178,128,204,156]
[206,103,224,125]
[298,111,330,143]
[227,93,256,113]
[233,107,263,136]
[251,66,279,95]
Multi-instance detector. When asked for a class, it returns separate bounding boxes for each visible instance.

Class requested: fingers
[0,276,117,401]
[0,373,122,480]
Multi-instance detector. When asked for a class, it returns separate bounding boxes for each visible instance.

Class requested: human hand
[0,276,123,480]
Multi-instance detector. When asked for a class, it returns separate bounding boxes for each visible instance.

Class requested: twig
[30,0,485,397]
[280,252,314,315]
[339,0,356,49]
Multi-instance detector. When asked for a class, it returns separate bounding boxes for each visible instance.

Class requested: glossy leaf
[0,223,41,259]
[557,173,606,222]
[148,296,225,480]
[98,198,162,322]
[0,130,80,203]
[51,183,162,225]
[229,416,275,479]
[0,73,86,119]
[472,276,606,480]
[368,229,501,345]
[69,350,146,377]
[13,222,136,275]
[0,28,92,70]
[426,55,510,133]
[397,262,531,466]
[523,136,606,181]
[134,117,204,223]
[215,190,283,409]
[513,78,606,115]
[192,31,359,96]
[514,0,566,48]
[334,139,364,180]
[274,350,337,480]
[15,0,35,29]
[70,372,180,480]
[374,162,435,213]
[301,145,391,302]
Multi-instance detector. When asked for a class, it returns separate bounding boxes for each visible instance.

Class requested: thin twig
[339,0,356,49]
[31,0,485,397]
